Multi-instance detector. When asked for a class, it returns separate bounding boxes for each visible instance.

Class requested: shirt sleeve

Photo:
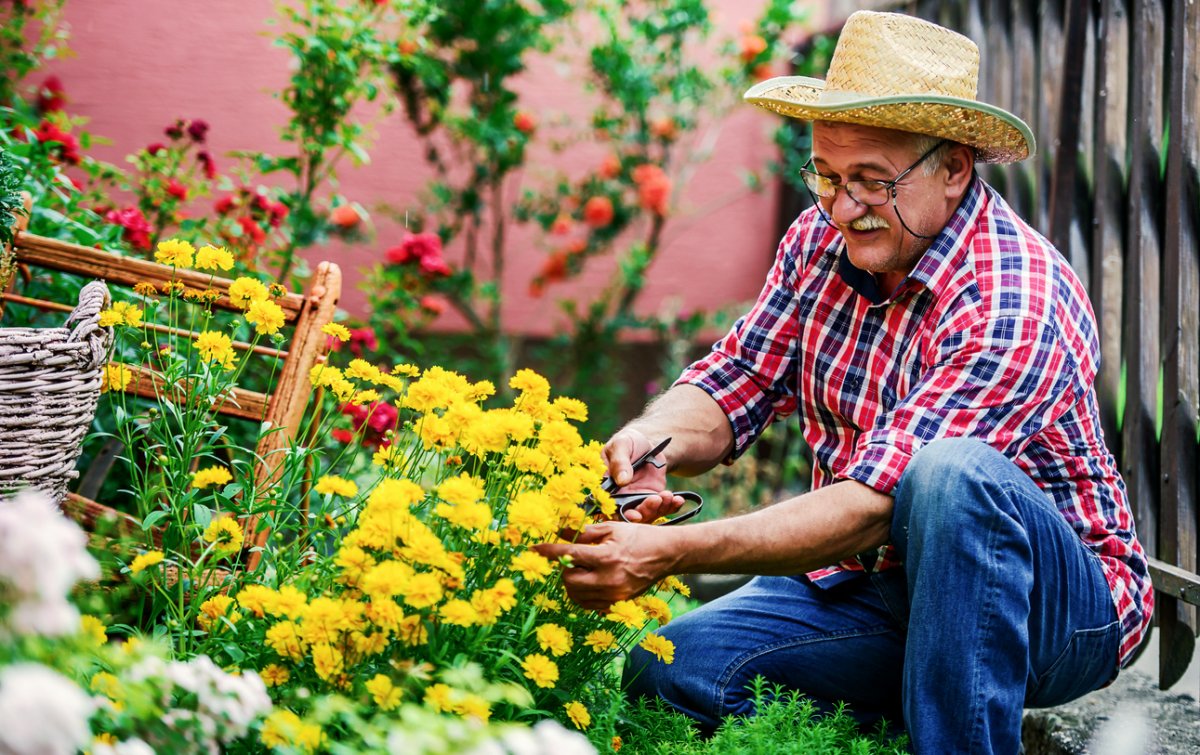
[841,314,1093,494]
[675,215,814,459]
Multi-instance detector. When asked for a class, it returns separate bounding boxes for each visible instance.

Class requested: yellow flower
[434,500,492,531]
[202,516,244,557]
[584,629,616,653]
[265,621,306,661]
[437,474,485,506]
[637,594,672,625]
[507,490,557,538]
[366,674,403,711]
[309,363,343,387]
[537,419,584,467]
[259,664,290,687]
[99,301,144,328]
[314,475,358,497]
[194,330,236,369]
[535,623,573,657]
[90,671,121,699]
[192,466,232,490]
[397,615,428,646]
[322,322,351,342]
[198,595,239,631]
[424,683,453,713]
[228,276,269,309]
[299,597,355,646]
[565,700,591,730]
[345,359,382,383]
[195,244,235,271]
[531,595,560,611]
[133,281,158,297]
[639,632,676,664]
[552,396,589,422]
[392,363,420,377]
[660,574,691,597]
[371,443,406,470]
[350,389,380,406]
[261,710,323,753]
[454,693,491,722]
[79,615,107,647]
[364,598,404,632]
[311,643,344,680]
[401,572,444,609]
[245,298,286,335]
[509,368,550,399]
[438,599,477,627]
[154,239,195,267]
[606,600,647,629]
[101,363,132,393]
[511,550,553,583]
[612,735,624,751]
[521,653,559,689]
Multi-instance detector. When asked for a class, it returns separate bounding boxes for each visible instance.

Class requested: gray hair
[909,133,972,175]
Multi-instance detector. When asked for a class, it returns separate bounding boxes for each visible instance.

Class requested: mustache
[843,214,891,231]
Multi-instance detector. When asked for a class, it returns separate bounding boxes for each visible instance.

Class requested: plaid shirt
[678,176,1152,665]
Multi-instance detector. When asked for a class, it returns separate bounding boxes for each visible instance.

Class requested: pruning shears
[585,437,704,526]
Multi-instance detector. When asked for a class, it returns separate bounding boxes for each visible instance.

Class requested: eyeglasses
[800,140,948,207]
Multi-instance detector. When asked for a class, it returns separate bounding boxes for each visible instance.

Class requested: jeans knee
[893,438,1001,547]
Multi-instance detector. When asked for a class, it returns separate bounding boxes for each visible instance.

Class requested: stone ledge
[1022,670,1199,754]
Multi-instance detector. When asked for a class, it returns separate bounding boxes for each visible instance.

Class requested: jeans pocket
[1028,620,1120,707]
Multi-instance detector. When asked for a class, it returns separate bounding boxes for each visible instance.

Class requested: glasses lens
[846,180,890,206]
[800,170,834,198]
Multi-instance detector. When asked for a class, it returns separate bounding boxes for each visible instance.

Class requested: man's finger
[533,540,602,569]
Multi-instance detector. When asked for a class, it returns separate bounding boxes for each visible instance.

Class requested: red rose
[186,119,209,143]
[650,118,678,142]
[419,255,451,277]
[237,215,266,244]
[599,154,621,179]
[104,207,153,250]
[550,215,572,236]
[197,150,217,179]
[583,196,614,228]
[37,76,66,113]
[349,327,378,357]
[145,143,166,156]
[331,428,355,445]
[166,179,188,201]
[164,119,186,139]
[214,195,236,214]
[419,294,447,316]
[740,34,768,64]
[387,232,442,266]
[34,121,81,164]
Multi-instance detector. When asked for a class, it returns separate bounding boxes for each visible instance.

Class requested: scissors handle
[614,491,704,526]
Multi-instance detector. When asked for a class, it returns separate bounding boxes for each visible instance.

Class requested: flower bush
[81,238,686,750]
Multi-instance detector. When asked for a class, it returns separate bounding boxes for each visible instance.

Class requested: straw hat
[744,11,1034,164]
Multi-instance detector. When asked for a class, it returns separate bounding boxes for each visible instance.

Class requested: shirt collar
[833,174,986,305]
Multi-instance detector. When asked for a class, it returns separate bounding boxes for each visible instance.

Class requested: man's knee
[892,437,1006,549]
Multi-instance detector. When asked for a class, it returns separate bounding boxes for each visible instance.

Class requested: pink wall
[46,1,793,338]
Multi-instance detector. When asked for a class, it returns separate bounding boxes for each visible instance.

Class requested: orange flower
[550,215,572,236]
[633,164,672,216]
[330,204,360,228]
[740,34,768,63]
[582,196,614,228]
[513,111,537,134]
[599,154,621,179]
[650,117,678,142]
[540,251,569,282]
[398,39,419,55]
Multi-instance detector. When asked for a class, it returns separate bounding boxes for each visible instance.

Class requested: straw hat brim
[745,75,1035,164]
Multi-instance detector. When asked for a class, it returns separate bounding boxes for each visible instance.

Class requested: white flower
[0,663,95,754]
[0,491,98,637]
[126,655,270,747]
[487,720,596,755]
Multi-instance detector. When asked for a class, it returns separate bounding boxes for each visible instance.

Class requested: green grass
[614,678,909,755]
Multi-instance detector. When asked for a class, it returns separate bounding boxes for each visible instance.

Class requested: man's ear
[943,144,975,197]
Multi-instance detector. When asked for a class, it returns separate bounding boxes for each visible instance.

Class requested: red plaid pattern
[678,177,1152,665]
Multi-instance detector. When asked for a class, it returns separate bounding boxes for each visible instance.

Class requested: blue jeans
[625,438,1121,754]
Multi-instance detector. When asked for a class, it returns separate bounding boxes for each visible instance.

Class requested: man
[535,11,1153,754]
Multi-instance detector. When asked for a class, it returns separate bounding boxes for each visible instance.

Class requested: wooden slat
[1121,0,1163,562]
[123,363,270,422]
[1156,0,1199,691]
[1148,558,1200,608]
[11,232,307,318]
[1089,0,1128,457]
[1047,0,1088,255]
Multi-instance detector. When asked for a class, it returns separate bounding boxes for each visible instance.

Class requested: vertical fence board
[1121,0,1163,563]
[1157,0,1200,691]
[1091,0,1128,459]
[1048,0,1088,256]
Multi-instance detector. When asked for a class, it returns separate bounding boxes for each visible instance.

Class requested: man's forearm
[657,480,894,576]
[624,383,734,477]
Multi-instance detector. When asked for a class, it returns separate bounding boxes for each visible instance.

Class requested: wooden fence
[797,0,1200,691]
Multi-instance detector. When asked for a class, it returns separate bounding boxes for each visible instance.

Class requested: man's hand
[603,427,686,523]
[534,522,679,612]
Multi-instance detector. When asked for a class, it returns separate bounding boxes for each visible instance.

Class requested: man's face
[810,122,958,288]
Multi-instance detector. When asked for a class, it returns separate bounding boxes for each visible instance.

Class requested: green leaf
[141,510,168,531]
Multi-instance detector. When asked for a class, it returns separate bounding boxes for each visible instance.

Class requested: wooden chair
[1,198,341,569]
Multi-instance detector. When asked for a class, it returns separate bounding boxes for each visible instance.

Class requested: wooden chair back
[1,199,341,569]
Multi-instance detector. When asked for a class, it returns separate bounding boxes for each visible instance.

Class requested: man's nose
[828,189,868,225]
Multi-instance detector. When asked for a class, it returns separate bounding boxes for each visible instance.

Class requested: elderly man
[536,11,1153,754]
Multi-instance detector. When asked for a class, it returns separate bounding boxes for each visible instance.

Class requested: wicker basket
[0,281,112,503]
